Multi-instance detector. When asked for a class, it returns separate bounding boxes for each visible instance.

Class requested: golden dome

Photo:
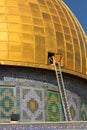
[0,0,87,78]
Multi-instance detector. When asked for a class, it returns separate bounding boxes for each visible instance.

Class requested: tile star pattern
[47,91,62,121]
[0,87,16,120]
[20,87,45,121]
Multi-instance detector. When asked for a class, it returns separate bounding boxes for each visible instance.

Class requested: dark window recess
[48,52,55,64]
[11,114,20,121]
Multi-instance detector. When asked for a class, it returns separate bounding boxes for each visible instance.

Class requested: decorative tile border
[4,77,58,91]
[0,122,87,130]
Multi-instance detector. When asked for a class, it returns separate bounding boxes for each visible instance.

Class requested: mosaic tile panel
[80,99,87,121]
[20,87,45,122]
[66,90,80,121]
[0,87,16,120]
[47,91,62,121]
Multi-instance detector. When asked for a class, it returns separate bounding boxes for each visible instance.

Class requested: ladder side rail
[56,63,70,109]
[56,63,72,121]
[55,62,71,110]
[54,60,72,121]
[57,64,69,108]
[54,62,68,121]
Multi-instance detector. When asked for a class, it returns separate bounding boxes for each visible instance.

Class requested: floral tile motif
[20,87,45,121]
[47,91,62,121]
[0,87,16,120]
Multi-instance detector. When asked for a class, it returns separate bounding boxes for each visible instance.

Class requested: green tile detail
[0,87,16,119]
[80,99,87,121]
[47,91,62,121]
[1,96,14,112]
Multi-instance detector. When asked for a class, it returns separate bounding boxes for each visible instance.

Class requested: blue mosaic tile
[0,87,16,120]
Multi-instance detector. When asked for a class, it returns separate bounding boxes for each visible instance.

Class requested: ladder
[53,57,72,121]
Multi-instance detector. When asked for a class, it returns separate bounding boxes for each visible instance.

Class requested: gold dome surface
[0,0,87,78]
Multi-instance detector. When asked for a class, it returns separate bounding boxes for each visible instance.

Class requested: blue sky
[63,0,87,34]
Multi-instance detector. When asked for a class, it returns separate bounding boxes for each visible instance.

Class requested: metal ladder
[53,57,72,121]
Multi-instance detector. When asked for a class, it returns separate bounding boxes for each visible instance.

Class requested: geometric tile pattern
[0,87,16,120]
[47,91,62,121]
[20,87,45,122]
[66,90,80,121]
[80,99,87,121]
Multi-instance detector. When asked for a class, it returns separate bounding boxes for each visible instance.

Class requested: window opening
[48,52,55,65]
